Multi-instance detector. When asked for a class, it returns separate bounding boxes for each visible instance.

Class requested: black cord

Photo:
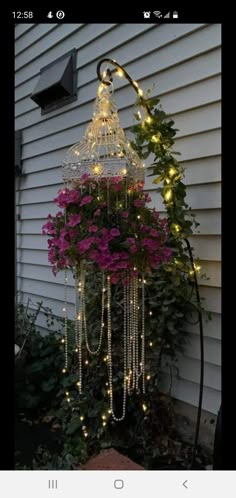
[97,58,204,468]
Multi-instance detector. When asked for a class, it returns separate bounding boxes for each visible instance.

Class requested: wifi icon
[153,10,162,17]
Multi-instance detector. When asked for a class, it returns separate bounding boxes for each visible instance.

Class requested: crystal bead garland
[74,264,106,393]
[107,275,127,422]
[106,273,146,421]
[62,269,68,374]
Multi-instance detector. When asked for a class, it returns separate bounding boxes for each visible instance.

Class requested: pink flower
[110,228,120,237]
[42,221,56,236]
[150,228,159,238]
[67,214,81,227]
[113,183,122,191]
[140,225,149,233]
[121,211,129,219]
[94,208,101,217]
[163,247,172,261]
[142,238,159,251]
[126,237,135,245]
[134,199,144,207]
[130,245,138,254]
[78,238,93,254]
[81,173,91,184]
[116,261,129,269]
[54,188,80,208]
[110,274,120,284]
[88,225,98,233]
[110,176,122,184]
[80,195,93,206]
[144,194,152,203]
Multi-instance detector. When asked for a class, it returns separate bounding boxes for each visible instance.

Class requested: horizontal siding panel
[15,24,117,86]
[18,202,58,220]
[17,249,49,266]
[17,214,221,242]
[17,263,75,287]
[184,333,221,366]
[15,23,203,103]
[160,374,221,414]
[18,159,221,191]
[15,24,84,70]
[20,291,75,320]
[15,24,220,120]
[199,260,221,287]
[16,181,221,211]
[18,277,75,304]
[160,75,221,114]
[186,312,221,341]
[16,259,220,291]
[16,233,221,266]
[15,24,35,39]
[22,154,221,184]
[15,47,221,130]
[190,235,221,261]
[199,286,221,314]
[162,357,221,390]
[21,126,221,162]
[15,24,59,56]
[174,129,221,161]
[173,102,220,138]
[15,23,155,107]
[183,156,221,185]
[20,96,220,148]
[192,210,221,235]
[148,183,221,211]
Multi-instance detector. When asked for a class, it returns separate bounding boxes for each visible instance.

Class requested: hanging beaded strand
[62,268,68,373]
[107,275,128,422]
[83,271,105,355]
[141,276,146,394]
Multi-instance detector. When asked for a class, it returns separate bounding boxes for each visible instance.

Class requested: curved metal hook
[97,58,152,117]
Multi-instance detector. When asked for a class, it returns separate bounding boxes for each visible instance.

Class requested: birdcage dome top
[62,82,144,185]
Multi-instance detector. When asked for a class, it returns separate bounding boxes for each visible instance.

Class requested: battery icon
[173,11,178,18]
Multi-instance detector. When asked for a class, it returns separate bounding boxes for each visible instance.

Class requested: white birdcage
[62,82,144,185]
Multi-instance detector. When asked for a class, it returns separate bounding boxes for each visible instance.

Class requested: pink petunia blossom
[54,188,80,208]
[150,228,159,238]
[126,237,135,245]
[78,238,93,254]
[88,225,98,233]
[80,195,93,206]
[121,211,129,218]
[133,199,144,208]
[94,208,101,217]
[110,274,120,284]
[110,228,120,237]
[144,194,152,203]
[67,214,81,227]
[110,176,122,184]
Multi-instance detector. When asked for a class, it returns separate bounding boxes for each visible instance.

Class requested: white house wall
[15,23,221,415]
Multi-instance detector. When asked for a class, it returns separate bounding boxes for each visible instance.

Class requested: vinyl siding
[15,22,221,414]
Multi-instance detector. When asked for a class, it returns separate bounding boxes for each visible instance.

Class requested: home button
[114,479,124,489]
